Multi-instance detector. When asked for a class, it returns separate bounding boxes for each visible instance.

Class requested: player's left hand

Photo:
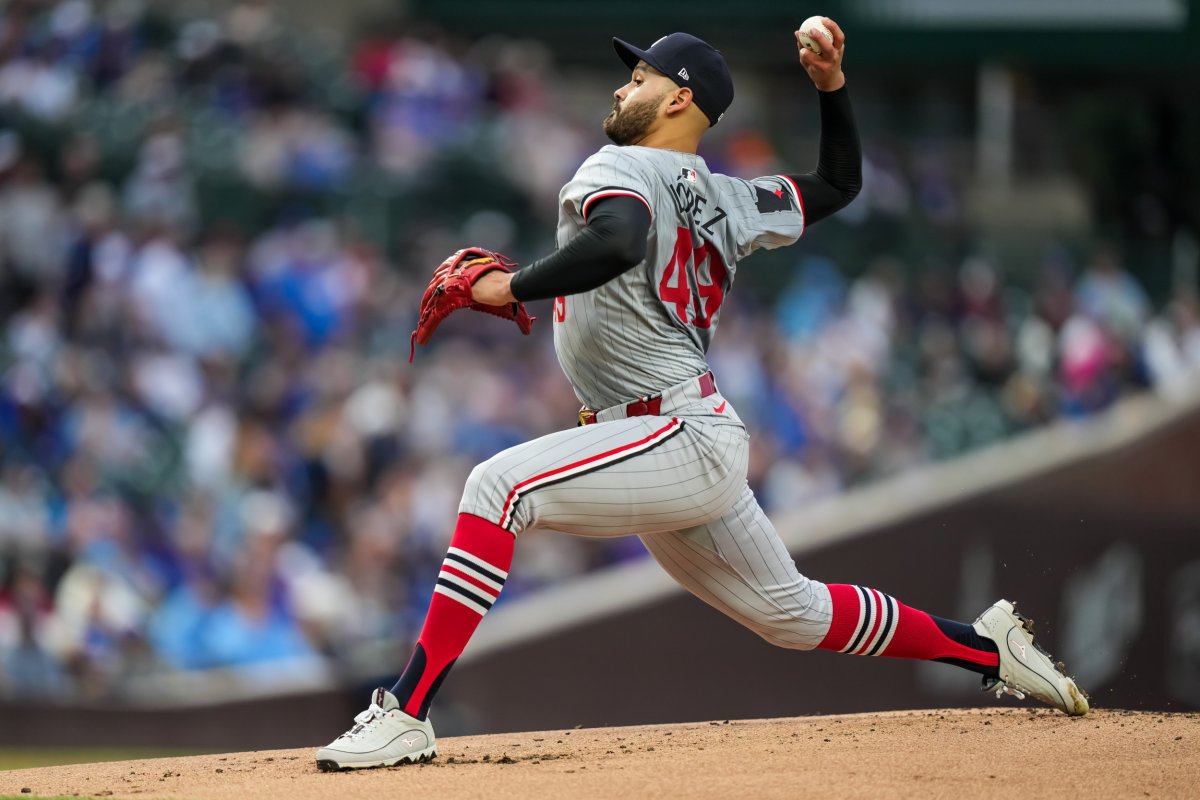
[470,270,516,306]
[796,17,846,92]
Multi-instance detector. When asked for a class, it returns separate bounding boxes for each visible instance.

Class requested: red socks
[391,513,514,719]
[393,542,1001,721]
[818,584,999,675]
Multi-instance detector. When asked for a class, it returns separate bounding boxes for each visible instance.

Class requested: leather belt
[578,371,717,426]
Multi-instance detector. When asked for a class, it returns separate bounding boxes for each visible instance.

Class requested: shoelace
[338,703,389,741]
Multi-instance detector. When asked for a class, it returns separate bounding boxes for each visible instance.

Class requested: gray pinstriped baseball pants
[458,391,834,650]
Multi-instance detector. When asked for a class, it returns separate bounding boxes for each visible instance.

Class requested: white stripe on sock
[438,569,499,602]
[441,558,504,594]
[873,594,901,655]
[850,589,880,656]
[433,584,491,616]
[446,546,509,580]
[859,590,893,656]
[840,588,869,654]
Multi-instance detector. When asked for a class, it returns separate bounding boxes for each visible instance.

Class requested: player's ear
[666,87,694,116]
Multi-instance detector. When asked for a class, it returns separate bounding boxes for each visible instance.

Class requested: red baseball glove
[409,247,535,361]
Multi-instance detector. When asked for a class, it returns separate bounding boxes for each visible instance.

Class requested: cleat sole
[315,749,437,772]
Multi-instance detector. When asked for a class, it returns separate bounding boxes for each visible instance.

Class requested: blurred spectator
[123,118,197,235]
[0,156,68,281]
[1075,246,1151,344]
[0,47,79,121]
[240,106,354,191]
[0,567,69,699]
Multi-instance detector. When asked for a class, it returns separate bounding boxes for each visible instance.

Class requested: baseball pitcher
[317,19,1089,771]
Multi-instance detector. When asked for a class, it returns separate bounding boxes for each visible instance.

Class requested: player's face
[603,63,670,145]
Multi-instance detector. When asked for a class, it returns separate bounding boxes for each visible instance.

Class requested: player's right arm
[729,19,860,259]
[784,17,860,226]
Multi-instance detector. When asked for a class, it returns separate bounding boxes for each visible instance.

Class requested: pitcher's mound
[2,708,1196,800]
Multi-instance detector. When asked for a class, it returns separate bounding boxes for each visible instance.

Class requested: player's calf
[814,584,1088,715]
[314,512,514,769]
[816,584,1001,674]
[391,513,513,720]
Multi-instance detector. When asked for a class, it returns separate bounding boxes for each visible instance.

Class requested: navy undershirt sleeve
[786,85,862,225]
[509,195,652,302]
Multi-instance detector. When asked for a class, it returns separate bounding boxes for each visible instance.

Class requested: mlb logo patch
[681,168,697,183]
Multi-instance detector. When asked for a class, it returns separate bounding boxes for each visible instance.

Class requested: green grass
[0,747,208,771]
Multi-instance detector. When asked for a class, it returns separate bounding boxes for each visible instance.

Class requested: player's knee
[749,582,830,651]
[459,458,505,522]
[461,459,489,499]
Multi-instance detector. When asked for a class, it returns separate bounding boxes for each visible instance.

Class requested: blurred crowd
[1,0,1199,702]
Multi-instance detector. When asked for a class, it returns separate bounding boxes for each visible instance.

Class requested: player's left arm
[785,17,861,225]
[471,196,651,305]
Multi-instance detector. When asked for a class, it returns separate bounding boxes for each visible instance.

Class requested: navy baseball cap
[612,32,733,127]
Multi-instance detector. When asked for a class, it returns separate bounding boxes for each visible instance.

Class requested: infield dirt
[2,707,1196,800]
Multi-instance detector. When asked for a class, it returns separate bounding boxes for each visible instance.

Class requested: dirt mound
[2,708,1196,799]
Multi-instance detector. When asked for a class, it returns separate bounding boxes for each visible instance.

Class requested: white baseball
[797,16,833,55]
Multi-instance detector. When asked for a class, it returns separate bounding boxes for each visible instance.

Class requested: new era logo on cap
[612,32,734,127]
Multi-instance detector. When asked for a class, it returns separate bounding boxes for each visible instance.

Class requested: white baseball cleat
[315,688,437,771]
[973,599,1090,716]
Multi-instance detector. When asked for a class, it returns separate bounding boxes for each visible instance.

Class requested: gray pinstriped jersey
[552,144,805,410]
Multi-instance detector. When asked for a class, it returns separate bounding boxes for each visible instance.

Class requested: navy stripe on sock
[931,615,1000,679]
[865,593,895,656]
[436,577,494,610]
[932,615,999,656]
[444,551,506,585]
[391,642,428,712]
[418,658,457,721]
[845,585,874,654]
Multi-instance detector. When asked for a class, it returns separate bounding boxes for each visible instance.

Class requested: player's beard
[603,91,665,145]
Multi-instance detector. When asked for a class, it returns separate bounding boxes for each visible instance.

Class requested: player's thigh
[459,417,747,537]
[639,485,832,649]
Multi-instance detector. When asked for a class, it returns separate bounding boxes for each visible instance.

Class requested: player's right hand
[796,17,846,92]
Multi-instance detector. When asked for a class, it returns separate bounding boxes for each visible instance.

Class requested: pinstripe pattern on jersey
[496,416,685,531]
[554,146,806,410]
[582,186,653,220]
[432,548,508,616]
[839,585,900,655]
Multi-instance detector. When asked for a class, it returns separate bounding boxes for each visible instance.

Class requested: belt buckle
[578,408,597,426]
